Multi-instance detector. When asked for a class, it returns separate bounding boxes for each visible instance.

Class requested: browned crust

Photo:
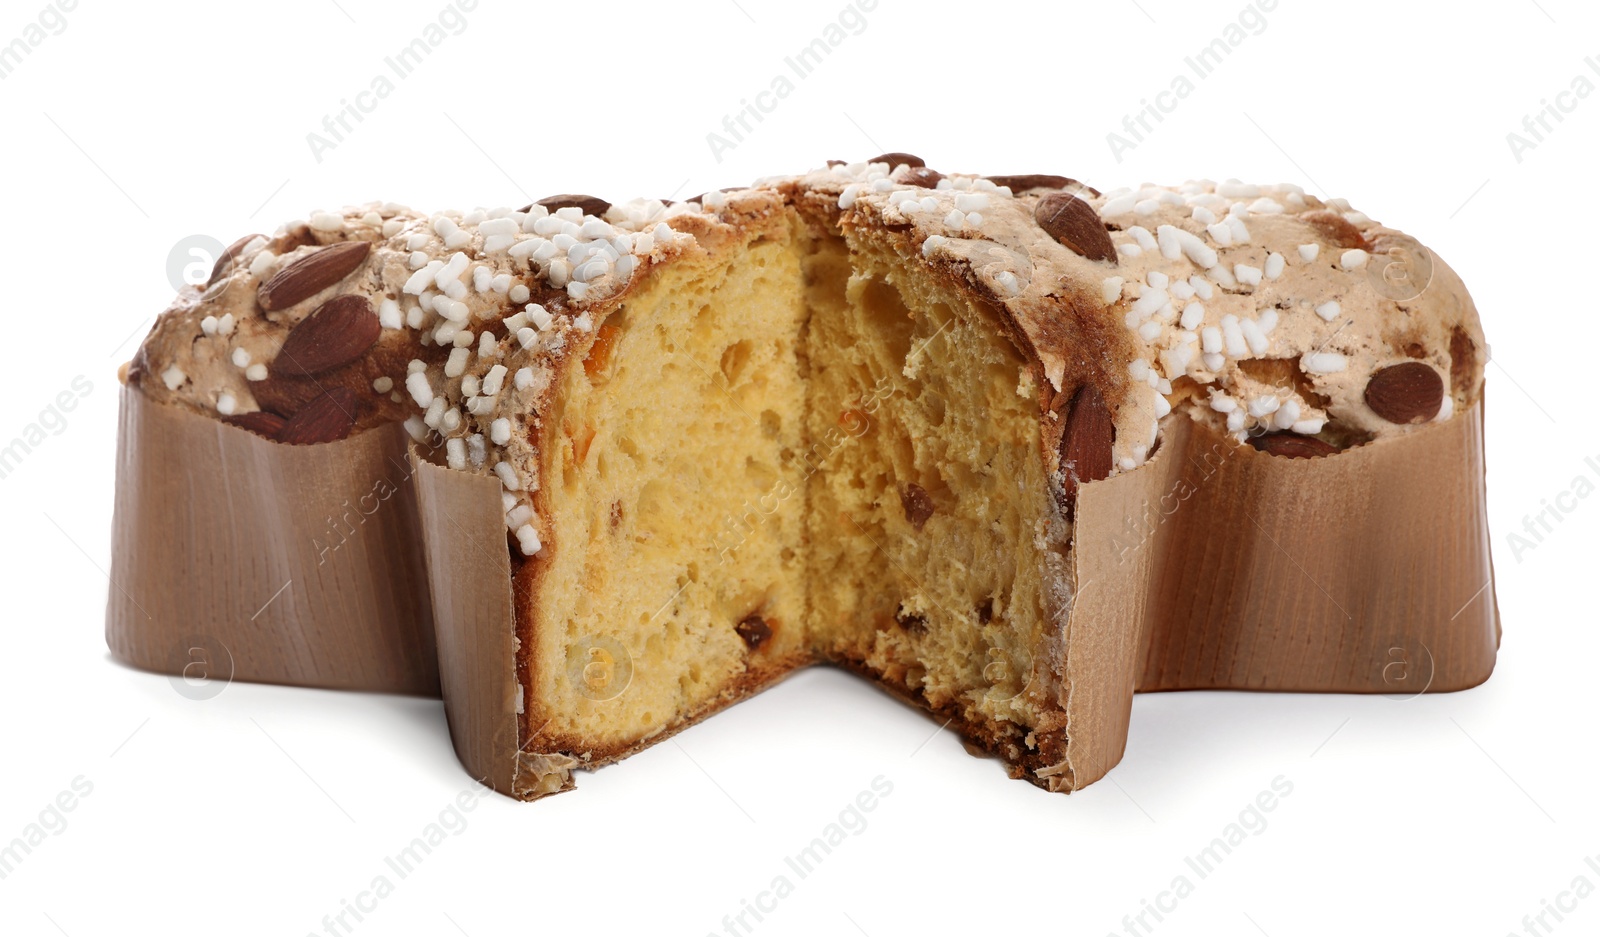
[521,651,816,785]
[826,652,1065,783]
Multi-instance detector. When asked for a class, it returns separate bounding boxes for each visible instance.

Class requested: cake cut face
[802,226,1069,774]
[123,158,1492,799]
[521,206,812,759]
[506,198,1073,776]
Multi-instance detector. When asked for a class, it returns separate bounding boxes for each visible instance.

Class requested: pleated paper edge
[107,386,1498,798]
[105,385,441,696]
[1061,399,1497,790]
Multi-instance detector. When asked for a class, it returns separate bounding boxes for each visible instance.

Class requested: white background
[1,0,1595,934]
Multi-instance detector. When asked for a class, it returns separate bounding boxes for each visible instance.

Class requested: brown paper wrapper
[106,387,440,695]
[1061,401,1499,788]
[409,455,528,795]
[107,384,1497,796]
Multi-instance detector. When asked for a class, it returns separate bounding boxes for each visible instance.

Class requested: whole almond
[535,194,611,217]
[1365,362,1443,424]
[251,375,323,419]
[688,187,743,206]
[986,174,1100,197]
[867,151,925,169]
[273,295,381,378]
[208,233,262,285]
[221,411,287,439]
[1250,432,1339,459]
[276,387,358,445]
[257,241,372,312]
[1036,193,1117,263]
[903,167,945,189]
[1059,384,1115,511]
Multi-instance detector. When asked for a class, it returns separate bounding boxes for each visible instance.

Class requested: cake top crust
[784,160,1483,472]
[129,155,1485,553]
